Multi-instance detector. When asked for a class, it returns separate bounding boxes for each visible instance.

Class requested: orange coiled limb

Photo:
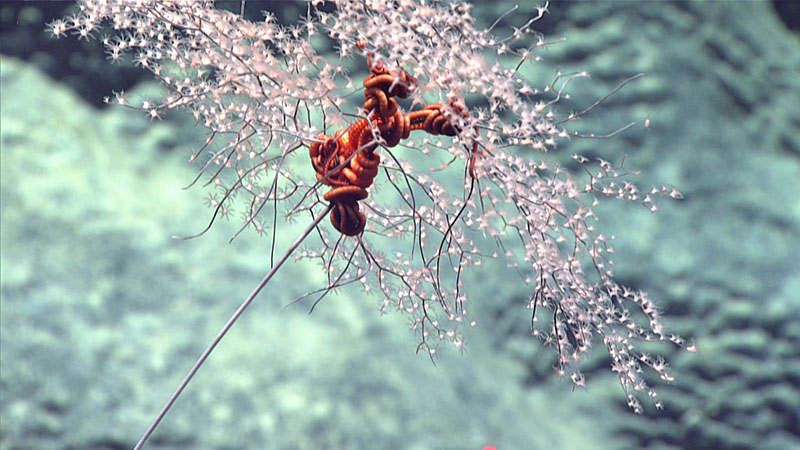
[324,185,369,236]
[408,104,458,136]
[309,129,381,236]
[310,55,479,236]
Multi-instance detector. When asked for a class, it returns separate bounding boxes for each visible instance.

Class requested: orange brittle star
[310,48,480,236]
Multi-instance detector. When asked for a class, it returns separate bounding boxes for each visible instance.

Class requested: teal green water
[2,2,799,449]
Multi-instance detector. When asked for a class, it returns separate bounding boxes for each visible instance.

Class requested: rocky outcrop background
[2,1,798,449]
[476,2,800,449]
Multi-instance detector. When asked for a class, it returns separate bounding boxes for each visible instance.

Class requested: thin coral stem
[134,204,333,450]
